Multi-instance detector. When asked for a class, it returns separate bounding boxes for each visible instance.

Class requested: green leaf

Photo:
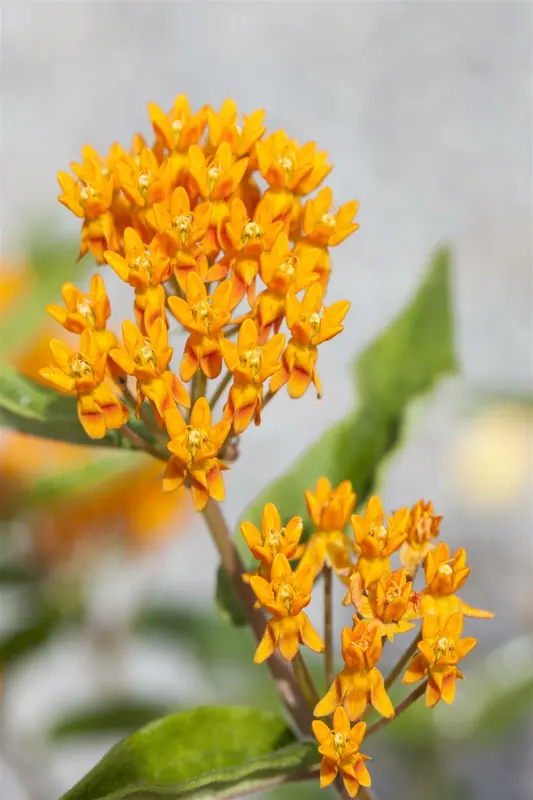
[24,451,147,508]
[0,608,64,668]
[49,700,174,740]
[60,706,316,800]
[243,246,455,530]
[0,238,80,359]
[0,363,148,449]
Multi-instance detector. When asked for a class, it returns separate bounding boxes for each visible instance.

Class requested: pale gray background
[1,2,532,799]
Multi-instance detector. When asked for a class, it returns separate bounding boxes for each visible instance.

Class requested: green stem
[293,652,320,709]
[324,566,334,688]
[209,370,232,410]
[384,630,422,690]
[366,681,428,737]
[121,425,167,462]
[201,499,314,735]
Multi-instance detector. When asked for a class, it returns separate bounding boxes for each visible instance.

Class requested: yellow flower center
[240,348,262,376]
[277,153,295,177]
[438,564,453,576]
[321,213,336,228]
[192,300,212,330]
[137,171,152,196]
[266,528,283,550]
[434,636,454,660]
[171,118,184,141]
[136,341,157,368]
[280,256,297,279]
[79,183,98,205]
[368,523,388,550]
[76,299,95,326]
[207,163,222,192]
[70,355,93,379]
[415,515,433,543]
[131,254,153,281]
[185,427,208,459]
[172,214,193,246]
[279,584,294,613]
[242,221,262,245]
[333,732,348,756]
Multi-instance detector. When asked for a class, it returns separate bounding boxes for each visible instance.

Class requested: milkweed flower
[421,542,494,621]
[110,318,189,421]
[250,553,324,662]
[104,228,171,333]
[252,232,320,343]
[402,612,477,707]
[349,568,420,642]
[39,330,128,439]
[350,496,409,589]
[399,499,442,575]
[270,283,350,398]
[312,708,371,798]
[163,399,230,510]
[116,145,169,209]
[240,502,303,580]
[296,187,359,288]
[150,186,211,291]
[208,196,283,306]
[207,99,266,159]
[314,620,394,721]
[46,274,119,355]
[167,272,233,381]
[148,94,207,179]
[299,477,356,578]
[220,318,284,433]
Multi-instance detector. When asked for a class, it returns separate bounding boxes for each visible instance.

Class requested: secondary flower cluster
[40,96,357,510]
[242,482,494,797]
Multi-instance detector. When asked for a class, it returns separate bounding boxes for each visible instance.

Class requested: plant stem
[202,499,314,735]
[384,630,422,690]
[293,652,320,709]
[224,323,240,338]
[121,425,167,462]
[366,681,428,737]
[324,566,334,688]
[262,389,275,411]
[210,370,232,410]
[192,369,207,405]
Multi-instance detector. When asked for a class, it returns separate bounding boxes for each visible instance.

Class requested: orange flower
[116,146,169,208]
[104,227,171,333]
[163,399,230,510]
[148,94,207,178]
[403,612,477,708]
[421,542,495,620]
[350,569,420,642]
[241,502,303,580]
[187,142,249,260]
[256,130,331,229]
[46,274,118,354]
[312,708,371,798]
[270,283,350,398]
[253,232,319,343]
[296,187,359,288]
[350,496,409,589]
[220,319,284,434]
[250,553,324,662]
[208,196,283,306]
[207,99,266,158]
[150,187,211,291]
[110,318,189,422]
[299,477,356,578]
[314,620,394,721]
[400,499,442,575]
[39,330,128,439]
[167,272,233,382]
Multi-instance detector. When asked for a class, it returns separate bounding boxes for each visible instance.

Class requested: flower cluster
[242,487,493,797]
[41,96,357,510]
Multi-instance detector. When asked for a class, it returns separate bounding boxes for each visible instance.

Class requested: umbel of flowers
[43,96,492,799]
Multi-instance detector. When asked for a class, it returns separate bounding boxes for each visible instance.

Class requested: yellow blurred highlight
[453,403,533,510]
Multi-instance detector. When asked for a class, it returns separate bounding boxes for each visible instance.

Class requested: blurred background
[0,2,531,799]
